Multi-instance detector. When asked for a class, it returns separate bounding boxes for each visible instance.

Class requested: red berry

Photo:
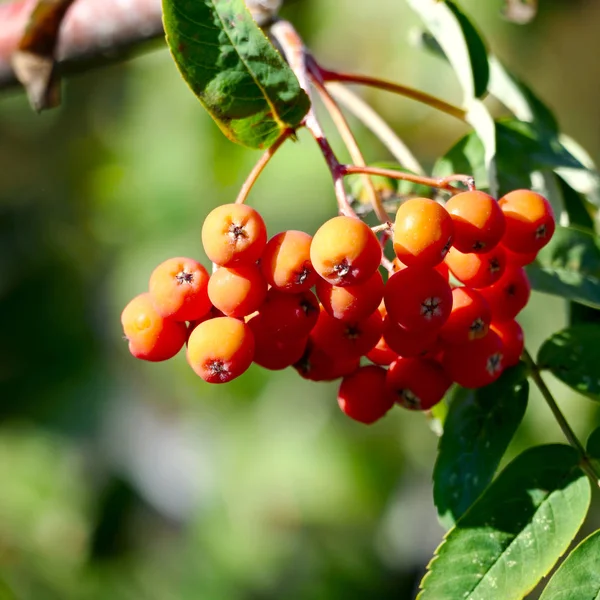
[294,339,359,381]
[439,287,491,344]
[258,288,320,338]
[479,266,531,322]
[338,366,395,424]
[444,245,506,289]
[490,320,524,367]
[382,316,439,357]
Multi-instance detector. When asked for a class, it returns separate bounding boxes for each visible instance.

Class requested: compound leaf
[539,530,600,600]
[162,0,310,149]
[434,364,529,529]
[537,324,600,401]
[526,226,600,309]
[419,445,591,600]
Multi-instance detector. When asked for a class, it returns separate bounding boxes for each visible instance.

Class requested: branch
[0,0,164,93]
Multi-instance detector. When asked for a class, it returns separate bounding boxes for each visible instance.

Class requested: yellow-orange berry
[207,264,267,318]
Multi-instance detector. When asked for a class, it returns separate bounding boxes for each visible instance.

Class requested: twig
[317,66,467,122]
[306,56,388,223]
[270,19,355,217]
[325,81,426,176]
[340,164,474,195]
[524,348,600,484]
[235,128,293,204]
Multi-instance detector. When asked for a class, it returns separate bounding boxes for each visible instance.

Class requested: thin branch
[524,348,600,484]
[326,81,426,176]
[270,19,355,217]
[307,56,388,223]
[340,164,474,195]
[318,66,467,122]
[235,128,294,205]
[0,0,164,92]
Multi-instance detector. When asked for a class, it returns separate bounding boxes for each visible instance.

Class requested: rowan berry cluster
[121,188,555,425]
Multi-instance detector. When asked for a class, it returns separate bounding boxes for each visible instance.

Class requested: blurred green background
[1,0,600,598]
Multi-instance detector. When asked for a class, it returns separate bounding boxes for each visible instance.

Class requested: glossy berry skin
[393,256,450,281]
[499,189,555,253]
[500,243,538,267]
[316,270,384,322]
[121,293,187,361]
[258,288,320,338]
[444,245,506,289]
[384,267,453,332]
[439,287,492,344]
[490,320,524,367]
[366,335,398,366]
[311,307,384,360]
[445,191,505,253]
[393,198,454,268]
[480,266,531,322]
[294,339,360,382]
[247,315,307,370]
[442,330,504,389]
[386,357,452,410]
[382,317,439,357]
[207,264,267,318]
[310,216,382,286]
[337,366,395,424]
[201,203,267,267]
[148,257,212,322]
[186,317,255,383]
[260,230,318,293]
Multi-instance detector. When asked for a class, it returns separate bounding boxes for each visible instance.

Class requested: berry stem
[340,164,474,194]
[270,20,355,217]
[317,66,467,122]
[235,127,293,205]
[325,81,426,175]
[524,348,600,484]
[307,57,389,224]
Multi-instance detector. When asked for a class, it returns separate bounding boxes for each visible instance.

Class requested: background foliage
[1,0,600,598]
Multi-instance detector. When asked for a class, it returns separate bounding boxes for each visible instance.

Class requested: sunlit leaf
[539,530,600,599]
[406,0,489,100]
[538,324,600,401]
[162,0,310,149]
[527,226,600,309]
[419,445,591,600]
[434,365,529,529]
[556,175,595,230]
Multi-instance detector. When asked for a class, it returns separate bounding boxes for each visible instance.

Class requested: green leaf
[587,426,600,460]
[538,325,600,401]
[556,175,595,230]
[526,226,600,309]
[435,119,585,197]
[406,0,489,100]
[434,365,529,529]
[162,0,310,149]
[419,445,591,600]
[539,530,600,599]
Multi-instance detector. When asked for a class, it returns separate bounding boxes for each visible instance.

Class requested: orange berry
[247,315,307,370]
[310,216,382,286]
[310,306,384,360]
[316,270,384,322]
[479,266,531,322]
[148,257,211,322]
[500,243,538,267]
[382,316,439,357]
[201,203,267,266]
[121,293,187,361]
[444,245,506,289]
[439,287,491,344]
[384,267,453,332]
[207,264,267,318]
[186,316,254,383]
[260,230,317,292]
[258,288,319,338]
[366,335,398,366]
[294,339,360,381]
[338,366,395,424]
[186,306,226,342]
[490,320,524,367]
[445,191,505,253]
[393,198,454,268]
[386,357,451,410]
[499,189,555,253]
[442,330,504,388]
